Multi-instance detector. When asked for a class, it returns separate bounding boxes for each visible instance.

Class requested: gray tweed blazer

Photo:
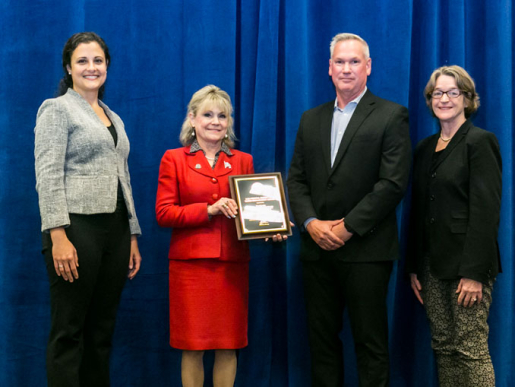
[34,88,141,234]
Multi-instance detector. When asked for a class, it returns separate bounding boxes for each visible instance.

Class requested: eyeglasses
[431,89,462,99]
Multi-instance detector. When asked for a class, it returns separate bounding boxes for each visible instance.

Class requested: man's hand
[306,219,345,250]
[331,219,354,242]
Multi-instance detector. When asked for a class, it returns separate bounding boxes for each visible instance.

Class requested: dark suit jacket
[406,120,502,284]
[156,146,253,262]
[287,89,411,262]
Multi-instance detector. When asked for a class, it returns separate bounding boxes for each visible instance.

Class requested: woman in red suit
[156,85,283,387]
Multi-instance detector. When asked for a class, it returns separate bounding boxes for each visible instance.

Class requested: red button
[212,193,219,200]
[211,178,217,183]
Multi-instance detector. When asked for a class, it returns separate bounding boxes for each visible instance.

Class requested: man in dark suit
[287,33,411,386]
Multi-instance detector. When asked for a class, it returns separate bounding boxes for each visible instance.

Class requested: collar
[334,86,367,111]
[189,139,233,156]
[65,87,110,112]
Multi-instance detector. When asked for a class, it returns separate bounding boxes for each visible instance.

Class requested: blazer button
[327,183,333,190]
[431,172,437,178]
[429,218,435,224]
[430,195,435,201]
[211,178,218,184]
[212,193,219,200]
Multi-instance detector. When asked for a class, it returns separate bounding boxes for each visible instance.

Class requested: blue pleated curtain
[0,0,513,386]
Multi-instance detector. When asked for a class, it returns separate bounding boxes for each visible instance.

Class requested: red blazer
[156,146,254,261]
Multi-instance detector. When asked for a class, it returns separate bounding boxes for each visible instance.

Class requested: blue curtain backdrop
[1,0,513,385]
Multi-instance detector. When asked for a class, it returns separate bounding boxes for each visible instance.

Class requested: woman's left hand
[456,277,482,307]
[128,235,142,280]
[266,233,288,242]
[265,222,295,242]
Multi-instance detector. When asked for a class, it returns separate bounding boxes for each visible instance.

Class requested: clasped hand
[307,219,352,251]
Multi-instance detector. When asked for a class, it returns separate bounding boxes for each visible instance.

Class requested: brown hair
[424,65,480,118]
[58,32,110,98]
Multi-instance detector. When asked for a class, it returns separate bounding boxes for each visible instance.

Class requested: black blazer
[406,120,502,284]
[287,90,411,262]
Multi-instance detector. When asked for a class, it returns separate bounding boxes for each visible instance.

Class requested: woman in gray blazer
[34,32,142,387]
[407,66,501,386]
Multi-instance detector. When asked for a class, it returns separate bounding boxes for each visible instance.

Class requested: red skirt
[169,259,249,350]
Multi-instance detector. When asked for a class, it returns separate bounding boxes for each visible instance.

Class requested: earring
[68,72,71,75]
[191,129,196,137]
[224,134,228,139]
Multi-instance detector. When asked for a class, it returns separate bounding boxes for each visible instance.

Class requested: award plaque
[229,172,292,240]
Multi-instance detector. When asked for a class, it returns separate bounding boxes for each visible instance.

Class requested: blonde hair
[424,65,480,118]
[179,85,236,147]
[330,33,370,59]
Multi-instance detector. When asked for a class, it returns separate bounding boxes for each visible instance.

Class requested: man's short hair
[330,33,370,59]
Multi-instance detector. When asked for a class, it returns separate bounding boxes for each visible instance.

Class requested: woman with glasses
[406,65,501,386]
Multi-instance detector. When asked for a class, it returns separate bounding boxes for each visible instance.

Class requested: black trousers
[43,203,130,387]
[302,258,393,387]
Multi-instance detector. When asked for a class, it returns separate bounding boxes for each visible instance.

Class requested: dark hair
[57,32,111,98]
